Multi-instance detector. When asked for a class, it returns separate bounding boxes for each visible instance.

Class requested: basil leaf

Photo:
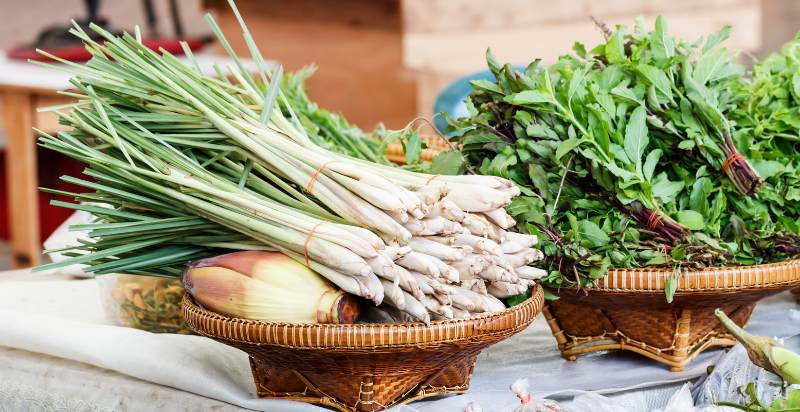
[624,105,649,176]
[677,210,705,230]
[578,220,610,247]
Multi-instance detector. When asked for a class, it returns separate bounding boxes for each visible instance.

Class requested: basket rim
[570,258,800,293]
[182,285,544,349]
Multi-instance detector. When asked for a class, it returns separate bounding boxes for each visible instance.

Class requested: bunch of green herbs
[445,17,800,295]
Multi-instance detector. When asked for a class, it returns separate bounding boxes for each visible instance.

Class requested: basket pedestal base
[248,353,476,411]
[543,299,754,372]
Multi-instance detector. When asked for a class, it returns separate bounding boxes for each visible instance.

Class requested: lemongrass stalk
[391,265,425,300]
[504,249,545,268]
[409,271,447,295]
[428,199,465,222]
[98,163,374,276]
[499,239,527,255]
[396,252,440,278]
[250,141,408,239]
[443,287,478,312]
[282,249,381,305]
[482,294,507,312]
[479,266,517,283]
[515,266,547,280]
[452,308,471,319]
[383,245,411,260]
[487,281,527,299]
[410,274,434,295]
[450,234,503,256]
[451,255,492,280]
[408,237,465,261]
[422,296,453,319]
[483,208,516,229]
[379,279,406,310]
[428,257,459,283]
[396,290,430,324]
[158,166,381,258]
[327,173,407,213]
[366,254,398,282]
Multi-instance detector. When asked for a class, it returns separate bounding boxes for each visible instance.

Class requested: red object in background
[7,37,207,62]
[0,148,87,242]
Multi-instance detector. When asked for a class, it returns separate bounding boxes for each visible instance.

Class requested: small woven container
[182,285,544,411]
[543,259,800,371]
[385,135,450,164]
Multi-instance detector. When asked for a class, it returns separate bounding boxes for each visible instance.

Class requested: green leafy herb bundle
[450,17,800,292]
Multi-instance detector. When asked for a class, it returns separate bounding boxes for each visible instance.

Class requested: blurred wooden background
[0,0,799,269]
[3,0,800,130]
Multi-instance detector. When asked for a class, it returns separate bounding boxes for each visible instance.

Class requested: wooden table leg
[2,90,40,267]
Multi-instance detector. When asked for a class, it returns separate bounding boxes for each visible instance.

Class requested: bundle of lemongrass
[35,1,542,323]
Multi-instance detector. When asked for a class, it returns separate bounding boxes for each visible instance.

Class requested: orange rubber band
[647,209,663,230]
[721,151,744,175]
[306,161,338,195]
[303,222,326,266]
[425,174,441,185]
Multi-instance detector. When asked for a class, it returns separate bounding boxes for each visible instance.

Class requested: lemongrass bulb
[483,208,516,229]
[505,232,539,248]
[451,307,471,319]
[504,249,544,268]
[478,265,517,283]
[500,239,530,255]
[397,290,431,324]
[487,281,527,298]
[462,213,495,238]
[396,251,441,278]
[429,257,459,283]
[421,296,453,319]
[425,235,456,246]
[462,279,488,295]
[444,287,477,312]
[183,251,359,323]
[367,253,398,281]
[451,255,491,280]
[415,185,447,206]
[409,237,465,261]
[444,186,511,212]
[482,294,507,312]
[515,266,547,280]
[429,199,465,222]
[393,265,425,300]
[452,234,502,256]
[379,279,406,310]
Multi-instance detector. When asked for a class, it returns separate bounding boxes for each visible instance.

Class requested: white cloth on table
[0,274,798,412]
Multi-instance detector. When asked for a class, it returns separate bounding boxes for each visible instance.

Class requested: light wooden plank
[403,5,762,75]
[401,0,757,33]
[2,91,40,267]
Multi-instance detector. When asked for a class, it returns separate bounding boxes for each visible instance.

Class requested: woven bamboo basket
[543,259,800,371]
[384,135,450,164]
[182,285,543,412]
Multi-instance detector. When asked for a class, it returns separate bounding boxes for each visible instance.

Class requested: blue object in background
[432,66,527,134]
[432,69,496,134]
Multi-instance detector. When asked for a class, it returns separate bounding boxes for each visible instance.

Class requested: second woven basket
[544,259,800,371]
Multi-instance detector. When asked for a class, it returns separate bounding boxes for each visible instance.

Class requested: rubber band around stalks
[425,174,441,186]
[303,222,326,265]
[306,160,339,195]
[647,209,664,230]
[721,151,744,175]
